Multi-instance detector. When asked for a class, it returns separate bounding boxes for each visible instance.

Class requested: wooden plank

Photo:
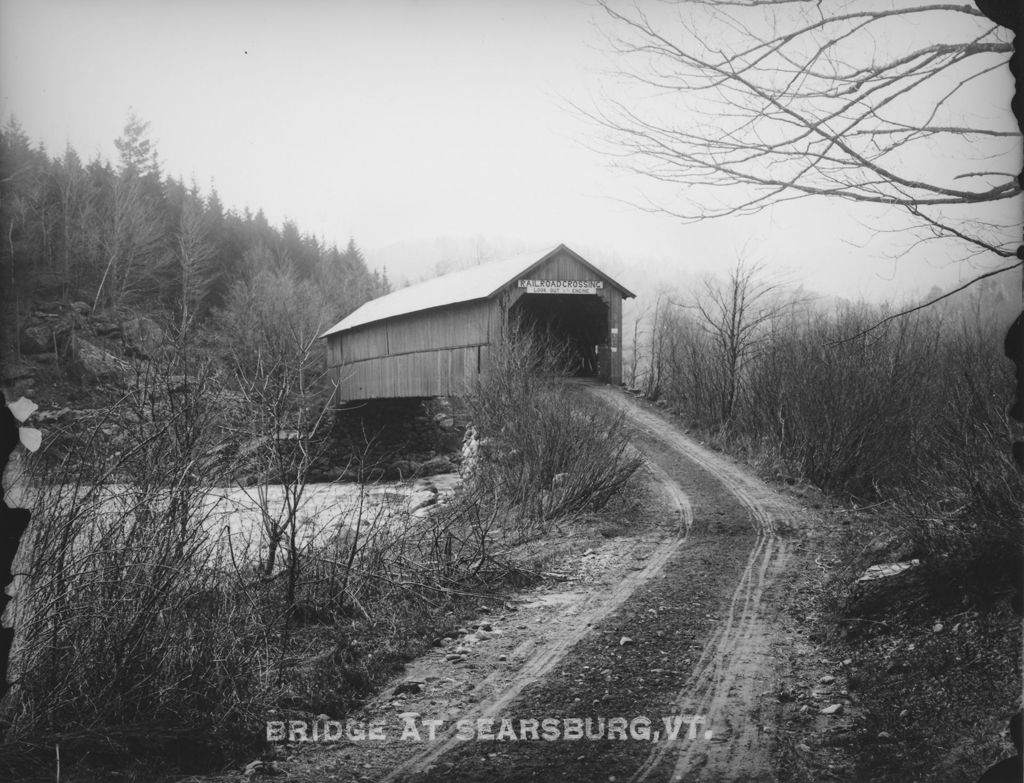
[498,251,620,308]
[386,300,490,355]
[326,337,343,367]
[336,346,482,400]
[340,321,389,362]
[536,250,607,283]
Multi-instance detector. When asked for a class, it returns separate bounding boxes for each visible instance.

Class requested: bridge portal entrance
[510,293,611,379]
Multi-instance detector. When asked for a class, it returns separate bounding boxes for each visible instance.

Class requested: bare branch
[587,0,1020,262]
[829,260,1023,345]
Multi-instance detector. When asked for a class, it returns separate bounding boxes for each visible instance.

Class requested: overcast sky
[1,0,1019,303]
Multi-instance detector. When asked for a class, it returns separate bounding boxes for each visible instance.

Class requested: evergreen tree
[2,115,386,351]
[92,116,170,310]
[113,113,155,178]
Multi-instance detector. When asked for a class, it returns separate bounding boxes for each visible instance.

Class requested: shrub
[465,319,642,533]
[646,286,1023,579]
[2,351,270,763]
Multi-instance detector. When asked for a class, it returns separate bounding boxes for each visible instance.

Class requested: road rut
[393,389,805,782]
[593,389,799,782]
[249,388,810,783]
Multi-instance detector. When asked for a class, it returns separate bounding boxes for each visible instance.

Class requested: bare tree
[92,118,168,311]
[682,260,801,421]
[91,173,166,311]
[626,307,646,389]
[591,1,1021,270]
[219,268,334,607]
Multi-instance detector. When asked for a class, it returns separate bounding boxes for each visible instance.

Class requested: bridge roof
[321,243,634,337]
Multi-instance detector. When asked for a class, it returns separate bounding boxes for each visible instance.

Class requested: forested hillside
[0,115,388,382]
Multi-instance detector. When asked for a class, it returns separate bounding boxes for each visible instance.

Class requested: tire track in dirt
[188,387,810,783]
[590,388,798,782]
[387,388,802,782]
[378,457,694,783]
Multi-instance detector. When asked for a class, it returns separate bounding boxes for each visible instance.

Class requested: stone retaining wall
[325,397,467,481]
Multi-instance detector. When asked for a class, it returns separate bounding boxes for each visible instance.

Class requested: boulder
[433,412,456,430]
[91,319,121,337]
[121,315,164,358]
[439,432,464,453]
[856,559,921,583]
[20,324,54,354]
[71,335,127,378]
[408,489,438,514]
[462,431,479,461]
[1,361,33,382]
[846,559,927,618]
[389,459,420,479]
[393,680,424,696]
[418,455,455,476]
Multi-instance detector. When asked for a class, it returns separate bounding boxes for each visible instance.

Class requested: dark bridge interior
[512,294,610,377]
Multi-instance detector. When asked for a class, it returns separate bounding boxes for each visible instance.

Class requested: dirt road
[262,388,811,782]
[590,388,800,782]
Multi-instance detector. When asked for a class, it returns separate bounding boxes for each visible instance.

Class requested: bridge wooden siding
[325,300,494,398]
[322,244,634,401]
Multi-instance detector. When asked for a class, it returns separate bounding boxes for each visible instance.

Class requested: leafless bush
[650,286,1023,572]
[738,305,941,496]
[4,380,579,775]
[891,312,1023,571]
[466,318,642,532]
[3,348,274,753]
[2,348,482,765]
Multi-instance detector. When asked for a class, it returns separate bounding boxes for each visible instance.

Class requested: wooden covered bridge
[321,244,635,401]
